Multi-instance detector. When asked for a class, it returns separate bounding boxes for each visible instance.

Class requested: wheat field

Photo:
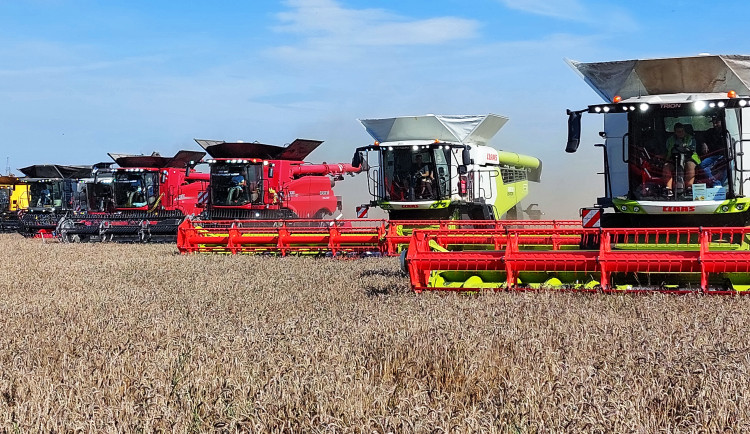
[1,233,749,432]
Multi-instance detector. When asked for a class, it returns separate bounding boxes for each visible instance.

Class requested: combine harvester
[351,114,542,220]
[17,164,93,237]
[57,150,208,242]
[0,175,29,232]
[404,55,750,294]
[177,138,370,254]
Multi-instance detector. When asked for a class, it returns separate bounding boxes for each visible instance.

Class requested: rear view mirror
[352,151,362,168]
[566,109,583,153]
[268,164,275,178]
[462,148,472,166]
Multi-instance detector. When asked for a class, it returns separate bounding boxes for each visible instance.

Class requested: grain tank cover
[568,55,750,102]
[359,114,509,146]
[19,164,92,179]
[195,138,323,161]
[108,150,206,168]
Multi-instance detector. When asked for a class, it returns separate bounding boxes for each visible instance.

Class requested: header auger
[399,55,750,294]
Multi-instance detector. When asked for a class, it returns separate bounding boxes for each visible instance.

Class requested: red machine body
[111,166,209,215]
[107,150,208,215]
[196,139,359,220]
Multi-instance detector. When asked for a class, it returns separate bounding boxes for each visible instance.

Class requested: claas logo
[662,206,695,212]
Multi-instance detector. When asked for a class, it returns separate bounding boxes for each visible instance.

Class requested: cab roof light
[728,90,738,98]
[613,95,622,103]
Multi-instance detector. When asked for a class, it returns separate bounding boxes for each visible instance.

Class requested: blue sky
[2,0,749,217]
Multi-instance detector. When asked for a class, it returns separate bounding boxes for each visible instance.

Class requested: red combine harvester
[57,150,208,242]
[177,138,364,253]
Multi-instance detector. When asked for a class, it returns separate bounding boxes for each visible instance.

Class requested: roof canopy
[568,55,750,102]
[108,150,205,169]
[195,139,323,161]
[359,114,509,146]
[19,165,92,179]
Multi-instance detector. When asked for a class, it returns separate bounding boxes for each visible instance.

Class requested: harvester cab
[352,114,542,220]
[82,162,116,213]
[0,175,29,232]
[195,138,360,219]
[566,55,750,227]
[17,164,93,237]
[108,150,207,215]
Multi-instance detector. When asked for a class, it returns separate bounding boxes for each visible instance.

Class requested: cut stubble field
[0,233,749,432]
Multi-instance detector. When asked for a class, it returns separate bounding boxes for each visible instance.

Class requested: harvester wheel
[399,249,408,275]
[66,234,84,243]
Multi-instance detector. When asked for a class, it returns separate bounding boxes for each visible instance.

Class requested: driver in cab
[663,122,699,195]
[413,154,434,199]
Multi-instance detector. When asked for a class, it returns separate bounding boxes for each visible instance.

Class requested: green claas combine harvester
[351,113,542,221]
[401,55,750,294]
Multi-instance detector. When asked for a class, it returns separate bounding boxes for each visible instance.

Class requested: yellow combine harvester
[0,175,29,232]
